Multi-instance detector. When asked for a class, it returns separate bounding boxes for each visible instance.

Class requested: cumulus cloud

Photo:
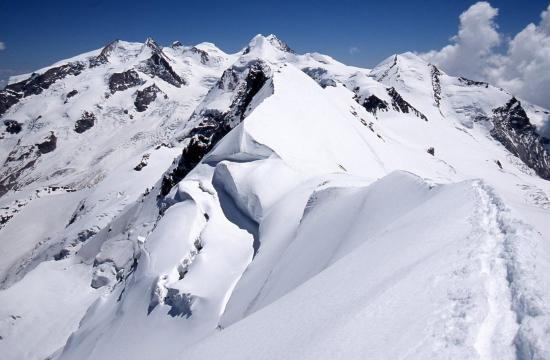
[349,46,360,55]
[0,41,5,51]
[421,2,500,79]
[420,2,550,109]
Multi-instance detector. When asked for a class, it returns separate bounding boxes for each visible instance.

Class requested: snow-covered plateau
[1,34,549,360]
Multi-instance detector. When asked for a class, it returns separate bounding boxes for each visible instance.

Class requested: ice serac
[2,34,550,360]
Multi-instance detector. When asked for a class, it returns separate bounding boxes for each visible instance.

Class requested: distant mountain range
[1,34,549,360]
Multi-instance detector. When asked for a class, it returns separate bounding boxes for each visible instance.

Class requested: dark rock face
[108,70,144,94]
[138,52,185,87]
[0,62,85,117]
[160,111,230,196]
[75,111,96,133]
[0,132,58,196]
[375,55,398,82]
[387,87,428,121]
[231,61,271,122]
[218,67,240,91]
[4,120,22,134]
[267,35,295,53]
[430,65,442,109]
[359,94,389,116]
[160,62,271,196]
[189,46,209,64]
[458,77,489,88]
[301,67,337,88]
[54,249,70,261]
[0,143,38,196]
[36,132,57,154]
[66,89,78,99]
[134,153,150,171]
[491,97,550,180]
[134,84,161,112]
[89,40,119,67]
[0,90,21,119]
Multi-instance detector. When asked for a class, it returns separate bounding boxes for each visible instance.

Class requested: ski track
[471,181,549,360]
[473,181,517,360]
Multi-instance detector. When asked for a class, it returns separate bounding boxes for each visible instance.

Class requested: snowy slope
[1,35,550,360]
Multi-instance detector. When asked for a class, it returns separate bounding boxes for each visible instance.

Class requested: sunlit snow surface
[1,35,550,360]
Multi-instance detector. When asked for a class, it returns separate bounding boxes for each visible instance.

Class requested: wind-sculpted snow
[184,175,550,360]
[1,34,550,360]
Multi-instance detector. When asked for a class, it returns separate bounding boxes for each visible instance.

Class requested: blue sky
[0,0,549,78]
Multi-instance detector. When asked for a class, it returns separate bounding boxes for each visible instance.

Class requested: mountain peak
[244,34,294,55]
[379,52,430,70]
[172,41,183,48]
[144,37,162,52]
[370,51,435,84]
[97,39,121,58]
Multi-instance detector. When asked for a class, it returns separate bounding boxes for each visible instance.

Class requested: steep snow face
[1,35,550,360]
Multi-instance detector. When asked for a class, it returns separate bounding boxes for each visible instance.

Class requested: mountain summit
[1,35,550,360]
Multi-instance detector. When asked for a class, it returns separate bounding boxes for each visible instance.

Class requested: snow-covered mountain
[1,34,550,360]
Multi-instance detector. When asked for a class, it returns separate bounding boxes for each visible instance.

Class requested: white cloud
[0,41,5,51]
[420,2,500,80]
[349,46,360,55]
[420,2,550,109]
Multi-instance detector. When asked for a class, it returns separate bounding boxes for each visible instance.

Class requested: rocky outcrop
[458,77,489,88]
[89,39,120,67]
[491,97,550,180]
[66,89,78,99]
[387,87,428,121]
[4,120,22,134]
[134,84,161,112]
[134,153,150,171]
[139,53,185,87]
[0,132,58,196]
[374,55,398,82]
[160,62,271,196]
[0,143,38,196]
[137,40,185,87]
[358,94,389,116]
[75,111,96,133]
[36,132,57,154]
[108,70,144,94]
[301,67,337,88]
[188,47,210,64]
[430,64,442,109]
[266,35,295,53]
[0,62,85,117]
